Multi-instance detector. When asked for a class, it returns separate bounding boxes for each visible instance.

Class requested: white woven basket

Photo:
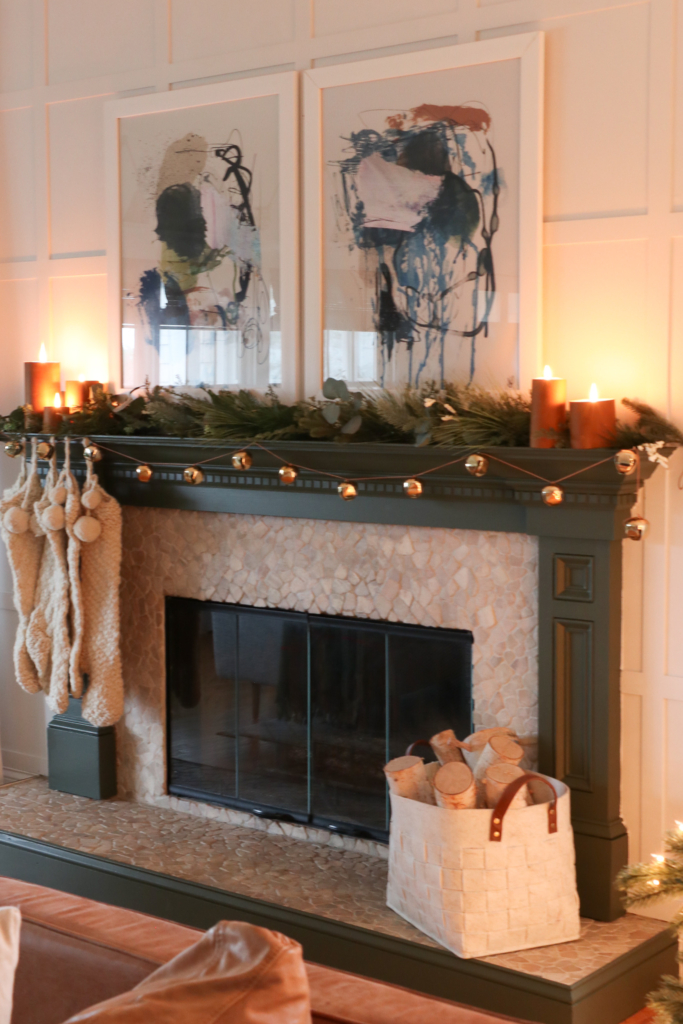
[387,772,581,959]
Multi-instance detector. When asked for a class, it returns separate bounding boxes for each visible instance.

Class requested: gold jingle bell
[338,482,357,501]
[183,466,204,486]
[279,465,298,485]
[624,514,649,540]
[403,478,423,498]
[4,441,23,458]
[465,453,488,477]
[541,485,564,506]
[83,444,102,462]
[232,450,252,470]
[135,464,153,483]
[36,441,54,460]
[614,449,638,476]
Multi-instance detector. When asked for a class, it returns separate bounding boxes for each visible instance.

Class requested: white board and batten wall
[0,0,677,901]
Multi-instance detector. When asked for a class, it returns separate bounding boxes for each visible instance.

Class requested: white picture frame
[303,33,544,396]
[105,73,299,401]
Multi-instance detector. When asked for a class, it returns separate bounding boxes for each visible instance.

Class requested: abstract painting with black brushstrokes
[119,95,280,391]
[322,60,520,389]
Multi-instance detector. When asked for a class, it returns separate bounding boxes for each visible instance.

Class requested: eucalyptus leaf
[322,403,340,424]
[322,377,350,401]
[340,414,362,435]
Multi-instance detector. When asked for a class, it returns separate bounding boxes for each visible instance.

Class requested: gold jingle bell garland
[3,439,653,540]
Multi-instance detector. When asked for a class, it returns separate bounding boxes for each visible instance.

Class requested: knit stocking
[62,439,85,698]
[26,443,71,714]
[76,458,124,727]
[0,439,45,694]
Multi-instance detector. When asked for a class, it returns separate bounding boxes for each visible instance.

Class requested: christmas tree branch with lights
[618,824,683,1022]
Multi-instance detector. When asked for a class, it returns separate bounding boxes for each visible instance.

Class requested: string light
[652,854,665,863]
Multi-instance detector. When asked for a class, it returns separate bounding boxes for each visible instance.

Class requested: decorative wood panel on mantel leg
[539,537,626,921]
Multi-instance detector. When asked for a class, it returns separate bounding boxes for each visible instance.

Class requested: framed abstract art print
[105,73,299,399]
[303,34,543,395]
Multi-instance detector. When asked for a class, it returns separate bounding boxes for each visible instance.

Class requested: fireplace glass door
[166,598,472,841]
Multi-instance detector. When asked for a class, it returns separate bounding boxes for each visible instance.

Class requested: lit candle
[530,365,567,448]
[42,392,69,433]
[64,375,99,408]
[569,384,617,449]
[25,344,60,413]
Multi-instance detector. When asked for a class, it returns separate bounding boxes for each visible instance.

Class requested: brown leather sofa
[0,876,526,1024]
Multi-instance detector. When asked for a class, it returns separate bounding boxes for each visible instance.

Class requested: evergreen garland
[618,827,683,1023]
[2,379,682,451]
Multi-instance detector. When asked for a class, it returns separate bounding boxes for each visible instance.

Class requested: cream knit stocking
[62,439,85,698]
[76,458,124,727]
[26,444,71,714]
[0,439,45,694]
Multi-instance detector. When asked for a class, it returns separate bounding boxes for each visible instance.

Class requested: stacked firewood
[383,727,531,810]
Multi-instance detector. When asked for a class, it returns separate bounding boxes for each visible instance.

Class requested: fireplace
[166,597,473,841]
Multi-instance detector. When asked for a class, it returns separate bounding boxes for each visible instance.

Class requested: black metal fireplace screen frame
[165,597,473,842]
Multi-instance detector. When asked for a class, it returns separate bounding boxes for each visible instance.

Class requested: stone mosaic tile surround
[118,508,538,848]
[0,778,666,987]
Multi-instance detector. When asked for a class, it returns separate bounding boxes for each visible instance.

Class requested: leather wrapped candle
[25,359,60,412]
[530,366,566,447]
[569,385,616,448]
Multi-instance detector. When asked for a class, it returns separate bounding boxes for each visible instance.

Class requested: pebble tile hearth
[0,777,667,985]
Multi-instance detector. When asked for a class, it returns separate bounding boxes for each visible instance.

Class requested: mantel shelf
[27,436,658,541]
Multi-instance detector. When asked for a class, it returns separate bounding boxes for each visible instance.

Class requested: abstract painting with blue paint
[323,62,520,390]
[119,95,281,391]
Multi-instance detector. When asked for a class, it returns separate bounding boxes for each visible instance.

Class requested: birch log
[461,727,517,772]
[434,762,477,809]
[429,729,469,764]
[484,762,530,809]
[384,755,434,804]
[424,760,440,802]
[473,734,524,783]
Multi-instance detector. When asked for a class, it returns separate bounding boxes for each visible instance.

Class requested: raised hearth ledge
[0,778,674,1024]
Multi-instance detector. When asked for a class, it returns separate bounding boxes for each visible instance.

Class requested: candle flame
[38,343,47,363]
[589,383,599,402]
[543,365,553,380]
[54,392,61,409]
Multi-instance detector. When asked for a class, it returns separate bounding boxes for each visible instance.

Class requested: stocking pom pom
[4,507,29,534]
[42,504,65,531]
[81,489,102,510]
[74,515,101,543]
[51,486,67,506]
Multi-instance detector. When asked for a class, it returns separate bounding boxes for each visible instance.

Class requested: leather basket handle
[405,740,432,757]
[489,772,558,842]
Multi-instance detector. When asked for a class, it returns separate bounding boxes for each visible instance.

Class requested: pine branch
[192,388,305,441]
[616,399,683,448]
[648,976,683,1023]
